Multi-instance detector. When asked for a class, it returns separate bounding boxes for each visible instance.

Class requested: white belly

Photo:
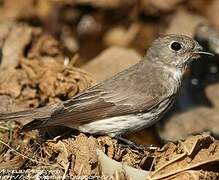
[78,99,171,137]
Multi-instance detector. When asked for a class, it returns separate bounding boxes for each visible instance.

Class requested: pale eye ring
[170,41,182,51]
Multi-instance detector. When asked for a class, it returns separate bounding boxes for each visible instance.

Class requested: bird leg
[114,135,145,152]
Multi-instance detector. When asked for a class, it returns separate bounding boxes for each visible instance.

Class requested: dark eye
[170,42,182,51]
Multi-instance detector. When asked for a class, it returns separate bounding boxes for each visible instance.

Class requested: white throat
[164,65,184,81]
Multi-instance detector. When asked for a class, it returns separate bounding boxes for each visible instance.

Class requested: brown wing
[47,64,169,127]
[47,88,160,128]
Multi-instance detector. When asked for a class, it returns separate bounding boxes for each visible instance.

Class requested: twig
[0,139,55,167]
[0,125,9,130]
[62,162,70,180]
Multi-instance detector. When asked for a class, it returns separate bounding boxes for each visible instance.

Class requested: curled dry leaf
[18,57,95,106]
[0,95,18,113]
[51,141,69,169]
[97,149,149,180]
[27,34,61,59]
[149,133,219,180]
[0,68,29,99]
[0,21,95,109]
[162,170,219,180]
[0,58,95,108]
[45,134,99,176]
[0,21,41,69]
[0,155,26,170]
[97,136,118,159]
[40,134,151,177]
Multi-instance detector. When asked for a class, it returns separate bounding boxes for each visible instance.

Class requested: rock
[82,46,141,82]
[103,24,140,47]
[158,79,219,142]
[187,0,213,15]
[131,23,157,55]
[77,15,102,36]
[103,23,157,55]
[141,0,184,15]
[165,8,206,37]
[0,0,37,20]
[204,0,219,29]
[188,0,219,31]
[74,0,136,9]
[195,24,219,54]
[206,83,219,108]
[157,107,219,141]
[143,0,183,11]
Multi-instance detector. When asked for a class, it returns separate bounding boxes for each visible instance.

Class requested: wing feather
[45,61,169,127]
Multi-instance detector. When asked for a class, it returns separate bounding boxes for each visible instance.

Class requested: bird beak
[192,51,215,56]
[192,43,215,56]
[192,42,214,56]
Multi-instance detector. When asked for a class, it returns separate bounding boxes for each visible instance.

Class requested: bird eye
[170,42,182,51]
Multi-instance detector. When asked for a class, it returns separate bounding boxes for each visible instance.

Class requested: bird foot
[115,135,145,152]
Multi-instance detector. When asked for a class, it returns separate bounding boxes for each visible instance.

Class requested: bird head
[146,34,213,69]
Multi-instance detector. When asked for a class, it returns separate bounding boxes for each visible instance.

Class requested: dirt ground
[0,0,219,179]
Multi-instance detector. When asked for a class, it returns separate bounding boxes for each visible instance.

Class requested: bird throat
[164,65,184,82]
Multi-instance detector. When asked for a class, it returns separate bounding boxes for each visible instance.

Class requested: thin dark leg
[115,135,145,151]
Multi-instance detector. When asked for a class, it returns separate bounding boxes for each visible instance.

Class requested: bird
[0,34,213,137]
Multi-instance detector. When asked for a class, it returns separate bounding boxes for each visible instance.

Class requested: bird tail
[0,109,34,121]
[0,104,56,131]
[20,117,50,131]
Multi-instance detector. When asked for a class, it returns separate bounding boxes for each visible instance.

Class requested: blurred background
[0,0,219,146]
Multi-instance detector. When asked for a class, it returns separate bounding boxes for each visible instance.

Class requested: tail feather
[0,104,56,122]
[0,109,34,121]
[21,117,50,132]
[0,104,57,131]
